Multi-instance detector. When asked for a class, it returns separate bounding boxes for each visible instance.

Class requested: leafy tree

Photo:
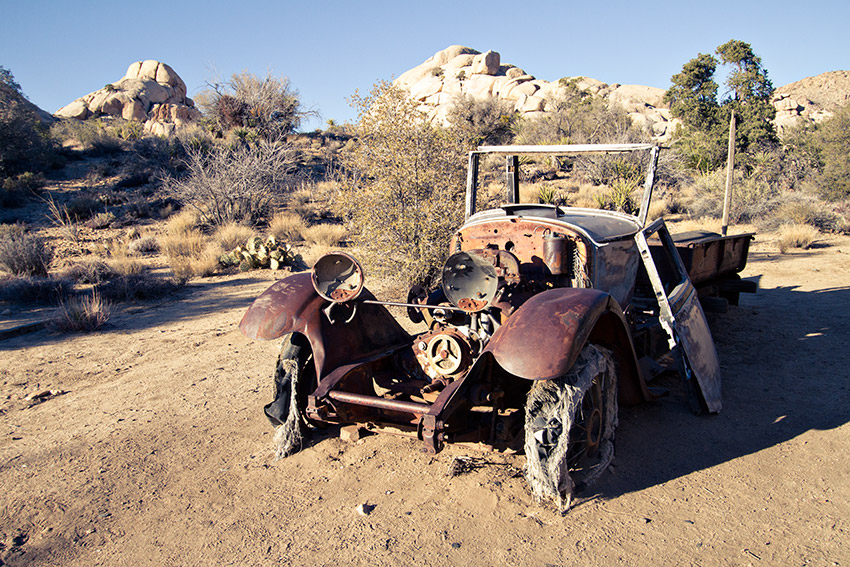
[337,81,467,288]
[664,53,720,130]
[0,66,22,94]
[665,40,777,172]
[0,66,55,180]
[715,40,777,151]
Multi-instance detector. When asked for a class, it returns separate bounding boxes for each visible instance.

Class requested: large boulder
[393,46,678,141]
[55,60,200,135]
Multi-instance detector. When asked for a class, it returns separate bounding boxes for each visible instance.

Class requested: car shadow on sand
[593,282,850,499]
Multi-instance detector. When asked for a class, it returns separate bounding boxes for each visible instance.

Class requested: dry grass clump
[268,212,306,242]
[212,222,257,251]
[127,235,160,256]
[61,259,115,284]
[666,217,725,234]
[49,290,111,332]
[777,224,819,253]
[0,224,52,277]
[302,224,347,247]
[570,185,609,209]
[85,211,116,229]
[108,256,144,277]
[160,230,205,259]
[166,209,201,236]
[159,210,216,280]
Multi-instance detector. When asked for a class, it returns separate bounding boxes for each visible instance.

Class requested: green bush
[1,172,45,207]
[1,78,56,178]
[811,102,850,200]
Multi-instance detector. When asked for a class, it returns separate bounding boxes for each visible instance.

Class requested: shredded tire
[264,335,311,459]
[523,344,617,512]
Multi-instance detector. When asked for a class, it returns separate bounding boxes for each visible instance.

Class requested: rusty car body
[240,143,755,507]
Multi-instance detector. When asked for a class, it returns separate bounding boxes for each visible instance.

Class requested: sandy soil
[1,233,849,566]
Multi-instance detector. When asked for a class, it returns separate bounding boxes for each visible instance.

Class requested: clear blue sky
[2,0,847,130]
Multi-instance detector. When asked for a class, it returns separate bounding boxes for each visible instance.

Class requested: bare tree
[164,142,299,226]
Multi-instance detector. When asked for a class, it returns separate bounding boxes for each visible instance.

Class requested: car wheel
[523,343,618,510]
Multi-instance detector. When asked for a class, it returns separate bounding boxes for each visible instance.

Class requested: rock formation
[393,46,678,140]
[772,70,850,132]
[396,46,850,142]
[55,60,201,136]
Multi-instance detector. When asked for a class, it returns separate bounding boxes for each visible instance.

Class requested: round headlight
[311,252,364,302]
[442,250,497,312]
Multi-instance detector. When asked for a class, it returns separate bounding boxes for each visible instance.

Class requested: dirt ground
[1,232,849,566]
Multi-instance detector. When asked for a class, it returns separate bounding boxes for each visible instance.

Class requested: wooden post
[721,111,736,237]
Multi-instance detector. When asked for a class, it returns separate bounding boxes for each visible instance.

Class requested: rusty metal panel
[635,220,723,413]
[239,272,411,379]
[483,288,611,380]
[673,288,722,412]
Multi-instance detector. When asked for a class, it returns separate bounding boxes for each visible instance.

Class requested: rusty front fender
[483,287,651,405]
[239,272,411,379]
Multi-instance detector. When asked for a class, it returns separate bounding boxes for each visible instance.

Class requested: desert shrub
[337,81,467,287]
[447,94,516,146]
[64,195,101,221]
[49,290,110,332]
[61,259,115,284]
[97,272,182,301]
[268,211,306,241]
[213,222,256,251]
[777,224,819,253]
[0,275,73,304]
[687,169,780,223]
[125,196,169,220]
[537,184,557,205]
[50,118,124,155]
[1,172,45,207]
[163,142,299,226]
[0,224,52,276]
[301,224,347,247]
[767,194,839,231]
[514,78,645,146]
[127,235,159,255]
[196,71,313,141]
[85,211,116,229]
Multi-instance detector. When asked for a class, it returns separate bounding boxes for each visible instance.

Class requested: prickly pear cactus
[221,236,297,271]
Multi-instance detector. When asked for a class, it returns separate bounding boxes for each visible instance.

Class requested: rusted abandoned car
[240,144,755,509]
